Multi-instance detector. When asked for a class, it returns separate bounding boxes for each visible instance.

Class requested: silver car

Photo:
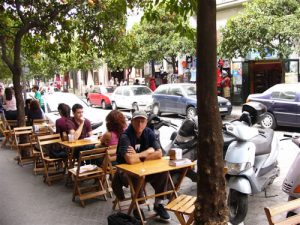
[110,85,153,111]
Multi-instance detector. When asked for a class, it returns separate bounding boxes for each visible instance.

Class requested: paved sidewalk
[0,130,296,225]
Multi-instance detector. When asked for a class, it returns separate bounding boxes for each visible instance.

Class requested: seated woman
[3,87,17,120]
[55,103,72,140]
[27,100,45,125]
[100,110,127,147]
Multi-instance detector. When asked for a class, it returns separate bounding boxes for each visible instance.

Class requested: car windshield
[106,86,115,93]
[45,94,88,113]
[131,86,152,95]
[182,85,196,95]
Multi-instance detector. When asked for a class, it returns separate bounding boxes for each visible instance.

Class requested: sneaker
[154,204,171,221]
[133,208,145,221]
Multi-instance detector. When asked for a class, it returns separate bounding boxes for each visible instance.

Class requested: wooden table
[116,158,195,225]
[60,139,100,168]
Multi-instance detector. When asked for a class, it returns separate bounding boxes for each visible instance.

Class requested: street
[0,106,299,225]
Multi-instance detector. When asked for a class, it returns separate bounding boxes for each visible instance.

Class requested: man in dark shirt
[68,104,93,159]
[113,110,170,221]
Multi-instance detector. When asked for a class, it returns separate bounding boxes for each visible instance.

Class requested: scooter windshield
[225,121,259,141]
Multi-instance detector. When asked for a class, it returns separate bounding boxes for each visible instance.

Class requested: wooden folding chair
[14,126,34,166]
[37,134,67,185]
[100,145,117,198]
[31,126,53,175]
[69,147,108,207]
[0,120,14,148]
[105,145,118,179]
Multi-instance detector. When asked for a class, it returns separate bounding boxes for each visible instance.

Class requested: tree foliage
[219,0,300,59]
[105,6,196,73]
[0,0,130,125]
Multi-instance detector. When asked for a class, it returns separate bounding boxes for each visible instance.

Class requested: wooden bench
[265,198,300,225]
[165,194,197,225]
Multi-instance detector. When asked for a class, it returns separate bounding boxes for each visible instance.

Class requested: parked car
[110,85,153,111]
[43,92,103,134]
[247,83,300,129]
[87,85,115,109]
[151,83,232,118]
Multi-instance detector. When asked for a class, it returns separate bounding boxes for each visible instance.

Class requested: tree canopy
[0,0,130,125]
[105,6,196,73]
[219,0,300,59]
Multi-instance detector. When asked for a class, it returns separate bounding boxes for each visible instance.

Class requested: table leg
[168,167,189,201]
[126,175,145,223]
[174,167,189,192]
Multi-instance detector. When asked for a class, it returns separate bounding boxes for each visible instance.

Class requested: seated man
[112,110,170,221]
[68,104,93,159]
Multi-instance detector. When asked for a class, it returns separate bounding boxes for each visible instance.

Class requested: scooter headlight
[225,162,251,175]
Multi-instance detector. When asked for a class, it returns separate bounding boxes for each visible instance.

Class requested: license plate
[219,107,228,112]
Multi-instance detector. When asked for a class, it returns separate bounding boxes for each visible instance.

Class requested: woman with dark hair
[55,103,72,139]
[27,100,45,125]
[100,110,127,146]
[3,87,17,120]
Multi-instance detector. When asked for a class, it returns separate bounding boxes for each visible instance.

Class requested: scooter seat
[250,128,274,156]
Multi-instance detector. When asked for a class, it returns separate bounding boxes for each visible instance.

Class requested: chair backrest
[105,145,117,176]
[14,126,33,146]
[264,198,300,225]
[0,121,7,134]
[37,134,62,159]
[76,147,107,176]
[7,120,18,129]
[33,119,49,125]
[106,145,117,163]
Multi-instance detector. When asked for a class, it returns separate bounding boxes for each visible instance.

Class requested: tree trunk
[13,69,25,127]
[171,56,176,74]
[195,0,228,224]
[151,60,155,76]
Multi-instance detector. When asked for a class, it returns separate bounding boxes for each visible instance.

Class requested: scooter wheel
[228,189,248,225]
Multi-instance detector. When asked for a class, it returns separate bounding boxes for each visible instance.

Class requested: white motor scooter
[224,102,280,225]
[282,134,300,219]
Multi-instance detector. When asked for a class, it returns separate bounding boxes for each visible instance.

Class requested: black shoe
[133,208,145,221]
[154,204,170,221]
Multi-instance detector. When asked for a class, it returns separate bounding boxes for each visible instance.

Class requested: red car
[87,86,115,109]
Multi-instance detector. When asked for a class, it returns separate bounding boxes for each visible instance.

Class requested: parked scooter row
[161,102,281,225]
[131,103,300,225]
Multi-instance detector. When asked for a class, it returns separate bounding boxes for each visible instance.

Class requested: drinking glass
[139,156,146,173]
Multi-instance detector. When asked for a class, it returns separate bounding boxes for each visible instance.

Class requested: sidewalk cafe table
[116,158,195,225]
[60,139,100,168]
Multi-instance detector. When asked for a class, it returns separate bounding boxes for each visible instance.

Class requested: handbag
[107,212,141,225]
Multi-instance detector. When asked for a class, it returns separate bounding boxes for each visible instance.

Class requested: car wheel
[152,104,161,115]
[186,106,196,119]
[261,112,277,129]
[132,103,139,111]
[111,101,117,110]
[101,100,107,109]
